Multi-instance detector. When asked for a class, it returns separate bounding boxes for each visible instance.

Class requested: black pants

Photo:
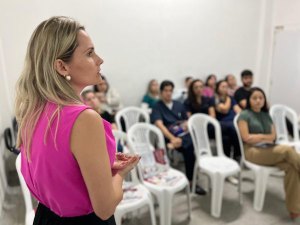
[33,203,116,225]
[220,121,241,162]
[177,133,195,181]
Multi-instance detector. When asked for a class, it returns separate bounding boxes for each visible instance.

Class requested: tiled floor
[1,169,300,225]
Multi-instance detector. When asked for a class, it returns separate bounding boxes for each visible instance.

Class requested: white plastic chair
[188,114,241,218]
[115,106,150,132]
[15,154,35,225]
[234,114,281,211]
[270,104,300,151]
[112,130,156,225]
[127,123,191,225]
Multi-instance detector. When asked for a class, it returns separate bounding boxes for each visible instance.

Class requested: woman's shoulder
[261,111,273,120]
[239,109,251,120]
[72,109,103,136]
[62,103,91,113]
[184,98,191,105]
[240,109,251,114]
[143,93,152,100]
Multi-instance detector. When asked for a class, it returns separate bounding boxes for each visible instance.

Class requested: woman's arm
[239,99,247,109]
[238,120,276,144]
[208,106,216,118]
[216,96,231,114]
[71,109,124,220]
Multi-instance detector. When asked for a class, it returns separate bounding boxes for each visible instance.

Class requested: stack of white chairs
[188,114,241,218]
[112,130,157,225]
[233,114,282,211]
[127,123,191,225]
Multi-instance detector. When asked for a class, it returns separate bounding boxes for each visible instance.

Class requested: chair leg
[164,193,173,225]
[147,197,157,225]
[157,194,166,225]
[114,211,123,225]
[192,164,198,195]
[185,184,191,219]
[238,171,243,205]
[253,170,270,211]
[211,173,225,218]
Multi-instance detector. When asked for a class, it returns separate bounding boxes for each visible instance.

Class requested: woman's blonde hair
[15,16,84,158]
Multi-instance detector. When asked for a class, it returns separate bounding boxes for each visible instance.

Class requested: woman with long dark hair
[184,79,210,117]
[238,87,300,219]
[208,80,242,162]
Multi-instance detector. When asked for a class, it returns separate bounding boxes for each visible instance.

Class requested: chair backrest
[112,130,139,184]
[115,106,150,132]
[112,130,128,152]
[127,123,169,180]
[233,114,246,165]
[15,155,34,217]
[188,113,224,158]
[269,104,299,143]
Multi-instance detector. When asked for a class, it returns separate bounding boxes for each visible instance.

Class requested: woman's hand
[112,153,140,177]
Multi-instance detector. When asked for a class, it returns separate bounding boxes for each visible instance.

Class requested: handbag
[153,148,167,165]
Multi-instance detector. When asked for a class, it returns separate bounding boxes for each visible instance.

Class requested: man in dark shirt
[234,70,253,109]
[151,80,205,195]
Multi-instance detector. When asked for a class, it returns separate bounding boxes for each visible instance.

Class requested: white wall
[274,0,300,26]
[269,30,300,112]
[0,0,263,108]
[258,0,300,106]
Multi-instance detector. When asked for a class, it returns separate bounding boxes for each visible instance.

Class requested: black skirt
[33,203,116,225]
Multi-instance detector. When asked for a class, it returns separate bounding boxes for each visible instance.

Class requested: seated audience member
[82,90,117,129]
[94,75,123,114]
[225,74,239,97]
[209,80,242,162]
[142,79,160,109]
[184,79,210,117]
[203,74,217,98]
[151,80,205,195]
[234,70,253,109]
[185,79,214,138]
[238,87,300,219]
[173,76,193,103]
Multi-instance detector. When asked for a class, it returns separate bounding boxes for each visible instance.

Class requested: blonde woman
[142,79,160,108]
[15,16,139,225]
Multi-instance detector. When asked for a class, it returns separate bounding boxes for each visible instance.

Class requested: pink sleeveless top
[20,102,116,217]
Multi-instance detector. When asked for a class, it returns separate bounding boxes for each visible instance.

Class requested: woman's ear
[54,59,70,78]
